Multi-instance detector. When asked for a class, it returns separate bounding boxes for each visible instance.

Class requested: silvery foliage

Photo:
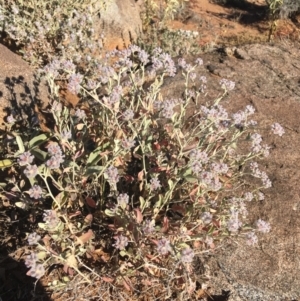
[279,0,300,18]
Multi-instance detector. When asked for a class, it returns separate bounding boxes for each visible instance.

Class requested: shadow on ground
[0,248,51,301]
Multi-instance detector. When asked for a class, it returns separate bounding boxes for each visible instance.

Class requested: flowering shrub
[0,40,285,298]
[0,0,106,66]
[0,0,286,298]
[138,27,201,56]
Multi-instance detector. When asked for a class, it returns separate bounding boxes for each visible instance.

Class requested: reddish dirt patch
[167,0,300,47]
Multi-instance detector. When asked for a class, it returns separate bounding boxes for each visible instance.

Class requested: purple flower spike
[150,178,161,191]
[157,237,172,255]
[256,219,271,233]
[18,152,34,166]
[27,264,45,279]
[271,123,285,136]
[25,252,38,268]
[181,247,195,263]
[28,185,43,199]
[24,165,38,178]
[113,234,129,250]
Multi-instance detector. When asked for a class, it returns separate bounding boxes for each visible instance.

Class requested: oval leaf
[66,254,78,269]
[134,208,143,224]
[29,134,48,149]
[77,229,94,245]
[15,202,26,209]
[86,197,96,208]
[16,135,25,153]
[0,159,14,169]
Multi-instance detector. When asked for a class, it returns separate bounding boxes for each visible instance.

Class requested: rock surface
[94,0,144,50]
[0,44,50,129]
[159,40,300,300]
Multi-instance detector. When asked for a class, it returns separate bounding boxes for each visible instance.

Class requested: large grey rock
[0,44,50,129]
[94,0,144,50]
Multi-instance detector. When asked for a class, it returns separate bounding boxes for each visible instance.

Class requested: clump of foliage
[0,0,106,66]
[0,0,200,62]
[1,42,284,298]
[265,0,300,19]
[277,0,300,18]
[138,27,201,56]
[265,0,284,19]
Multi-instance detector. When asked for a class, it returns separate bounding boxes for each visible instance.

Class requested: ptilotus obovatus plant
[1,45,284,298]
[0,0,106,67]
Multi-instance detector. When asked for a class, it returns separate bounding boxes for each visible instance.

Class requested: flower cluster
[189,149,230,191]
[157,238,172,255]
[68,73,84,94]
[25,252,45,279]
[201,104,229,128]
[178,58,193,72]
[229,197,248,218]
[43,210,60,229]
[220,78,235,91]
[122,138,136,150]
[18,152,34,166]
[7,115,16,124]
[201,212,212,225]
[149,178,161,191]
[190,149,209,163]
[250,162,272,188]
[245,231,258,246]
[142,220,155,235]
[24,164,38,179]
[43,59,61,78]
[271,122,285,136]
[256,219,271,233]
[150,47,177,76]
[75,109,86,120]
[103,85,122,110]
[244,192,254,202]
[28,185,43,199]
[122,109,134,121]
[231,105,256,128]
[46,143,65,169]
[27,232,41,245]
[113,234,129,250]
[251,133,271,157]
[60,128,72,141]
[180,247,195,263]
[154,98,183,119]
[105,165,120,187]
[227,209,243,233]
[117,193,129,209]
